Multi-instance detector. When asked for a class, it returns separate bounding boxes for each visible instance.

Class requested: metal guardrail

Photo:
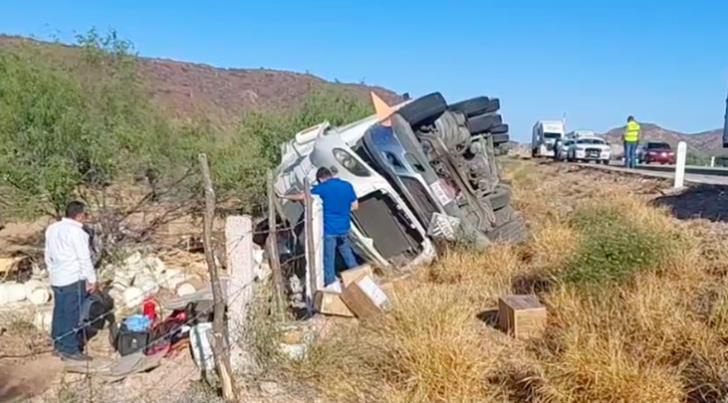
[635,164,728,177]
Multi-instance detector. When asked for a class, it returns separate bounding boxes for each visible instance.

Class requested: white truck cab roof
[537,120,565,131]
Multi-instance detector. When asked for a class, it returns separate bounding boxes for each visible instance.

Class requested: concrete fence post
[674,141,687,188]
[711,156,716,168]
[305,195,324,312]
[225,215,255,372]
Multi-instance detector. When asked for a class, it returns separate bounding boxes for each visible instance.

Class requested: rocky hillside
[602,123,724,156]
[0,35,402,129]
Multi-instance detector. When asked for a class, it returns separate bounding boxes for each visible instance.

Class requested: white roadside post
[674,141,687,189]
[711,156,716,168]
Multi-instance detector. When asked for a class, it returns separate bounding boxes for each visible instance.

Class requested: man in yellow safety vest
[623,116,640,168]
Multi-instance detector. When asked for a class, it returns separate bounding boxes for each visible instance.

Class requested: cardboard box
[314,291,354,318]
[378,281,398,304]
[497,294,547,339]
[341,275,391,319]
[340,264,373,288]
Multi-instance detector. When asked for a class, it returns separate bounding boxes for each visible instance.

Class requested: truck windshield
[544,132,561,139]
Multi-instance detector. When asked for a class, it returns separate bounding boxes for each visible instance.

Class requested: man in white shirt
[45,201,96,361]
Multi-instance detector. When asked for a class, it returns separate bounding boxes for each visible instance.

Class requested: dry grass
[278,159,728,402]
[291,284,504,402]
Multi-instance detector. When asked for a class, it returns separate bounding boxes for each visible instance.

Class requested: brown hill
[602,123,724,156]
[0,35,402,129]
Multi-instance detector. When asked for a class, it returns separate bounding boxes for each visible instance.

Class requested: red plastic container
[142,298,157,322]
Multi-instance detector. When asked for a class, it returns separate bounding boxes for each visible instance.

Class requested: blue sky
[3,1,728,141]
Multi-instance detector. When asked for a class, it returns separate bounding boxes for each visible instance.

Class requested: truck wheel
[484,184,511,211]
[491,133,510,145]
[467,113,502,134]
[487,215,527,243]
[489,124,509,134]
[601,159,609,165]
[493,205,514,227]
[449,97,500,117]
[397,92,447,128]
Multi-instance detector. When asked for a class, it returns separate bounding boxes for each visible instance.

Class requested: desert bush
[0,31,188,218]
[240,86,374,167]
[0,30,374,220]
[0,49,115,216]
[560,198,680,285]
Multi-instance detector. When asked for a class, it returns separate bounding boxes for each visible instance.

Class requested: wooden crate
[498,294,547,339]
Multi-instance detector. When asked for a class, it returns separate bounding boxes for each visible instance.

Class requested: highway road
[575,161,728,186]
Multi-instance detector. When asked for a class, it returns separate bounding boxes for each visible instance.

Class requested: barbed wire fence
[1,152,311,402]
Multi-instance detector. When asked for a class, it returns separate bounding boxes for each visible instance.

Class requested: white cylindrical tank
[24,280,51,305]
[0,282,27,304]
[189,322,215,371]
[33,309,53,333]
[122,286,145,308]
[176,282,197,297]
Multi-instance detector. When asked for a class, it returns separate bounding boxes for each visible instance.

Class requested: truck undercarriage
[275,92,525,273]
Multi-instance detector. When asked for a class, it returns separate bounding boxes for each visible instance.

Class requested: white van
[531,120,566,157]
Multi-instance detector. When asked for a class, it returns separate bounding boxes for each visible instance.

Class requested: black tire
[602,159,609,165]
[397,92,447,127]
[449,97,500,117]
[491,133,509,145]
[466,113,502,134]
[493,205,514,227]
[488,124,509,134]
[484,184,511,211]
[487,215,527,243]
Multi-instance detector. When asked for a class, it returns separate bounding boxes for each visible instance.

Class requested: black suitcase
[114,323,150,356]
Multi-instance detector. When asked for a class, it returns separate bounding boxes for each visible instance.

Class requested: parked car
[640,141,675,164]
[566,136,611,164]
[554,138,575,161]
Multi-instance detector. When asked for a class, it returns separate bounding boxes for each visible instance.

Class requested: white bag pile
[106,252,202,308]
[0,279,52,306]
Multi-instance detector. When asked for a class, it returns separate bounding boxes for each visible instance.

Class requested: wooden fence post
[303,178,316,312]
[198,153,237,401]
[266,170,285,319]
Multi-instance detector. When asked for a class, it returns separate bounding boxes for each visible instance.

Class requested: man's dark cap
[316,167,333,181]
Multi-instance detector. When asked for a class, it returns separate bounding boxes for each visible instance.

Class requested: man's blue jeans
[51,280,86,355]
[624,141,638,168]
[323,234,358,286]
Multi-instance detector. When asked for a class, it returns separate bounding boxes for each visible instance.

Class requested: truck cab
[532,120,566,157]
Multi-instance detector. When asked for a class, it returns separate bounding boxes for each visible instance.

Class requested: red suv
[641,142,675,164]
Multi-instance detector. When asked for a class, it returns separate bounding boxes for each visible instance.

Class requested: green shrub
[561,204,676,285]
[0,30,374,220]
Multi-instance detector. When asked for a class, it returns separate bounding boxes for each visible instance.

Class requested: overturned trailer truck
[275,92,525,270]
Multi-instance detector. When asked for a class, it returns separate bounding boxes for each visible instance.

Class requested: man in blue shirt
[284,167,359,287]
